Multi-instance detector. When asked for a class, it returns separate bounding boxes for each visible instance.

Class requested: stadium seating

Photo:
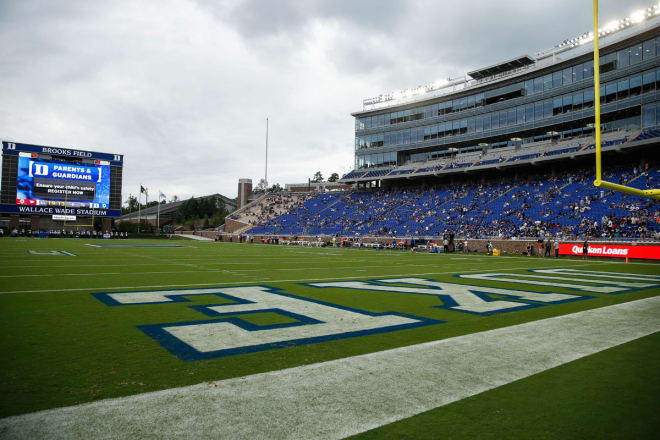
[342,129,638,181]
[250,165,659,240]
[362,168,393,178]
[388,169,415,176]
[228,193,312,226]
[632,128,660,142]
[342,170,367,179]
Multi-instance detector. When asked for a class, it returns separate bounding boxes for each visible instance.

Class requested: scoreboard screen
[16,156,111,209]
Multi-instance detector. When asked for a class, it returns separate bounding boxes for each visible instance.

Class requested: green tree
[253,179,268,195]
[174,195,228,228]
[312,171,324,182]
[328,173,339,182]
[122,195,139,214]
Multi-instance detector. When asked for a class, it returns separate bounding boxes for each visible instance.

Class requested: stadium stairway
[233,224,256,235]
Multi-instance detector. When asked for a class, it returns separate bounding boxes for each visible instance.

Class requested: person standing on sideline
[544,239,551,257]
[554,239,560,258]
[582,238,588,260]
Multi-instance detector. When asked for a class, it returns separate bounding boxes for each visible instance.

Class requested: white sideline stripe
[177,234,214,241]
[0,264,595,295]
[0,262,489,278]
[2,297,659,440]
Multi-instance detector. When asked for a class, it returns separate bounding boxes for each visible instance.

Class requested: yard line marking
[0,258,432,271]
[1,297,658,440]
[0,257,382,266]
[0,263,610,295]
[0,258,600,278]
[0,262,510,278]
[0,260,373,269]
[0,258,615,279]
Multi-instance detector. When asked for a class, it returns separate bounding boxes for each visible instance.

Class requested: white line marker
[0,265,597,295]
[2,296,659,439]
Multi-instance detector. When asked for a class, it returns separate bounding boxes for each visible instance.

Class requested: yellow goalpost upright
[592,0,660,200]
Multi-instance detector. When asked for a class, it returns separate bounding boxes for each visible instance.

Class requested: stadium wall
[190,233,659,259]
[225,218,249,233]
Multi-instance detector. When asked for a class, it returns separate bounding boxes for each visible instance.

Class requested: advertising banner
[559,243,660,260]
[0,203,120,218]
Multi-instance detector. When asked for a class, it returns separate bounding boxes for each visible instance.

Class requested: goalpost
[592,0,660,200]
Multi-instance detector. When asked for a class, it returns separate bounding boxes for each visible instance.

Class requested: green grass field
[0,237,659,438]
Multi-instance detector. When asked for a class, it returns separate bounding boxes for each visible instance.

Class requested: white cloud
[0,0,639,203]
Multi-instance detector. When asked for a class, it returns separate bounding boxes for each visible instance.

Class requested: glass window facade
[357,38,655,132]
[355,36,660,168]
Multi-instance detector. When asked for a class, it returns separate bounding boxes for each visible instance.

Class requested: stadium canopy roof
[467,55,535,80]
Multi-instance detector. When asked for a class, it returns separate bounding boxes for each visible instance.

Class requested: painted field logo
[308,277,587,314]
[92,271,658,361]
[457,269,660,294]
[27,250,76,256]
[93,286,440,361]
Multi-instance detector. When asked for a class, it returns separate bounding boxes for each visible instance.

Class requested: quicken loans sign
[559,243,660,260]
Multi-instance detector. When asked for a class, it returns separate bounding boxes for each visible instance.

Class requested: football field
[0,238,659,439]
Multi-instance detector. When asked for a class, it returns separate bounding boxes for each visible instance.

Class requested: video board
[2,141,123,217]
[16,156,111,209]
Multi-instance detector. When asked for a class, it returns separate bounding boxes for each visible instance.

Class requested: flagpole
[145,190,149,233]
[157,189,160,235]
[265,117,269,189]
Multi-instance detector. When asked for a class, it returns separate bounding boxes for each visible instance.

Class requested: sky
[0,0,649,204]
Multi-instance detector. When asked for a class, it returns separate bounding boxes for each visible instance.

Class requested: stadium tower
[342,6,660,187]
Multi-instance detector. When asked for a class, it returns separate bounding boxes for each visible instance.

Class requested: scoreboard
[1,141,123,217]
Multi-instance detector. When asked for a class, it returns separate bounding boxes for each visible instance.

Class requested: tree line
[122,195,179,215]
[121,194,228,229]
[175,195,228,228]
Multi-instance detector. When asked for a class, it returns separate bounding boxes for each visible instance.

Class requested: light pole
[265,117,269,190]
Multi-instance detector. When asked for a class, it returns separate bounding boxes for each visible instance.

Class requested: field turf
[0,237,659,438]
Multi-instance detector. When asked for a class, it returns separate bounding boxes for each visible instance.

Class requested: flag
[159,191,166,200]
[140,185,148,196]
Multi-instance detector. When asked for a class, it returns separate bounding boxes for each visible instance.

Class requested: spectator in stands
[247,164,658,242]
